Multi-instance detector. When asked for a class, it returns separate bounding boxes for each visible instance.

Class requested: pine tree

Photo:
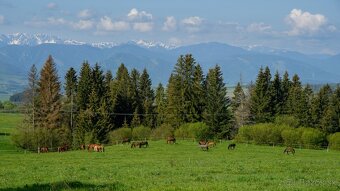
[155,83,166,127]
[250,67,272,122]
[204,65,231,139]
[270,71,283,115]
[232,82,245,113]
[131,108,141,128]
[192,64,205,122]
[281,71,291,114]
[140,69,155,127]
[37,55,62,147]
[63,67,78,135]
[130,69,142,115]
[165,74,182,127]
[77,61,92,110]
[311,84,332,129]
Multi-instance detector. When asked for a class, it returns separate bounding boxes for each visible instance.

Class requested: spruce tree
[77,61,92,110]
[192,64,205,122]
[270,71,283,115]
[232,82,245,113]
[311,84,332,129]
[140,69,155,127]
[281,71,291,114]
[155,83,166,127]
[165,74,182,127]
[37,55,62,147]
[204,65,231,138]
[63,67,78,135]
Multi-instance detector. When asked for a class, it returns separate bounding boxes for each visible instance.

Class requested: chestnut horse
[283,147,295,155]
[208,141,216,147]
[57,145,68,153]
[94,145,104,152]
[166,136,176,144]
[198,143,209,151]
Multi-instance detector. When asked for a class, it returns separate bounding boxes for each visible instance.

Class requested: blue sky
[1,0,340,54]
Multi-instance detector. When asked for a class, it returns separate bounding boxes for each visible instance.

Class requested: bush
[328,132,340,150]
[301,128,326,149]
[110,128,132,144]
[132,126,152,140]
[281,128,303,146]
[174,122,209,140]
[151,123,174,140]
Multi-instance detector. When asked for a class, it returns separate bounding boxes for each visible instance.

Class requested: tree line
[13,54,340,150]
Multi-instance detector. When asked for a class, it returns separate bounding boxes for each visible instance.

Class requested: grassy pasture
[0,141,339,191]
[0,113,339,191]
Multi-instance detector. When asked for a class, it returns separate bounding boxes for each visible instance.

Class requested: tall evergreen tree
[250,67,272,122]
[63,67,78,135]
[140,69,155,127]
[204,65,231,138]
[321,86,340,133]
[77,61,92,110]
[37,55,62,147]
[166,74,182,127]
[130,69,142,114]
[270,71,283,115]
[311,84,332,129]
[281,71,291,114]
[232,82,245,113]
[192,64,205,122]
[155,83,166,127]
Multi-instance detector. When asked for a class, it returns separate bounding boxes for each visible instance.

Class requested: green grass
[0,113,23,134]
[0,141,339,191]
[0,113,339,191]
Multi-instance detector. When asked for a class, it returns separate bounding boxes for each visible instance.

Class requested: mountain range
[0,33,339,98]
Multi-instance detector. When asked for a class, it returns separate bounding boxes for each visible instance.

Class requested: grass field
[0,114,339,191]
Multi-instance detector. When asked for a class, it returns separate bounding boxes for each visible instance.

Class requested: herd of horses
[37,136,296,155]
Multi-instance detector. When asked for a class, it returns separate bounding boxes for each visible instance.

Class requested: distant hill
[0,33,339,97]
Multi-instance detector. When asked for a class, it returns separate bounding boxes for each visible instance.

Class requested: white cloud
[78,9,92,19]
[24,17,68,27]
[73,20,94,30]
[181,16,203,33]
[286,9,327,36]
[162,16,177,31]
[182,16,202,26]
[47,2,57,10]
[133,22,153,32]
[0,15,4,24]
[247,22,272,33]
[328,25,337,32]
[97,16,130,31]
[127,8,152,21]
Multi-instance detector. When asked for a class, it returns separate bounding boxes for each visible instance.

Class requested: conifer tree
[192,64,205,122]
[155,83,166,127]
[311,84,332,129]
[130,69,142,115]
[166,74,182,127]
[204,65,231,138]
[140,69,155,127]
[77,61,92,110]
[250,67,272,122]
[232,82,245,113]
[37,55,62,147]
[270,71,283,115]
[281,71,291,114]
[63,67,78,135]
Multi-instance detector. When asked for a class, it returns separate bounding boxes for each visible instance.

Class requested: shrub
[301,128,326,149]
[151,123,174,140]
[132,126,151,140]
[174,122,209,140]
[328,132,340,150]
[110,128,132,144]
[281,128,303,146]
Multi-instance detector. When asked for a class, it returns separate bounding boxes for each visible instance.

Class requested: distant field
[0,113,23,134]
[0,113,339,191]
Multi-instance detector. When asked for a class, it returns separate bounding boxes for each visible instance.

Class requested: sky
[1,0,340,54]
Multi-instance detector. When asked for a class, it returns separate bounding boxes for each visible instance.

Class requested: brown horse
[208,141,216,147]
[87,144,100,152]
[198,143,209,151]
[284,147,295,155]
[166,136,176,144]
[94,145,104,152]
[228,143,236,150]
[199,140,207,145]
[131,141,140,148]
[80,144,85,150]
[57,145,68,153]
[40,147,49,153]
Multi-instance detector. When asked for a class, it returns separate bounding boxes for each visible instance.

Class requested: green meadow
[0,113,339,191]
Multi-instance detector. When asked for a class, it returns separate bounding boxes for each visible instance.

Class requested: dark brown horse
[57,145,68,153]
[228,143,236,150]
[199,140,207,145]
[131,141,140,148]
[198,143,209,151]
[166,136,176,144]
[80,144,85,150]
[284,147,295,155]
[139,141,149,148]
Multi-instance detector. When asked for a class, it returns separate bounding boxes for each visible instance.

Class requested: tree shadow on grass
[0,181,128,191]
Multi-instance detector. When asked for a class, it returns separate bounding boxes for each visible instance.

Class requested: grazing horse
[284,147,295,155]
[40,147,49,153]
[139,141,149,148]
[208,141,216,147]
[167,136,176,144]
[199,140,207,145]
[131,141,140,148]
[94,145,104,152]
[122,138,131,144]
[198,143,209,151]
[57,145,68,153]
[228,143,236,150]
[87,144,100,152]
